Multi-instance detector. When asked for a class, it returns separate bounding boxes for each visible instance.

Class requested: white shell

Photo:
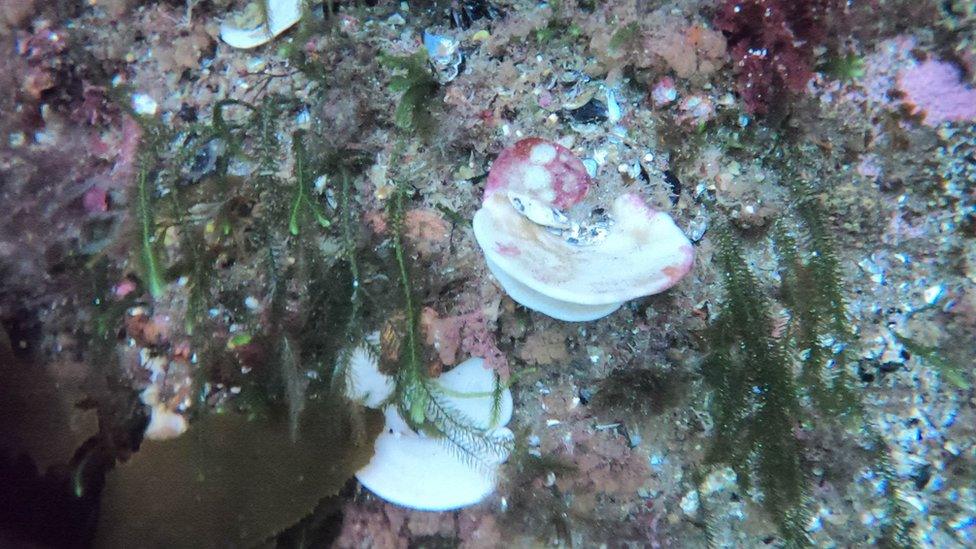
[473,192,694,320]
[139,384,187,441]
[484,256,622,322]
[345,345,394,409]
[357,407,513,511]
[430,357,513,428]
[507,191,571,229]
[349,356,514,511]
[142,404,188,441]
[220,0,302,49]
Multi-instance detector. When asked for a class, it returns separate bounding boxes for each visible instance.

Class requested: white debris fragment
[131,93,158,116]
[680,489,700,516]
[220,0,302,49]
[923,284,945,305]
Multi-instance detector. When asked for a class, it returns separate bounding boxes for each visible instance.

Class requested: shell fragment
[346,350,514,511]
[473,138,694,321]
[220,0,302,49]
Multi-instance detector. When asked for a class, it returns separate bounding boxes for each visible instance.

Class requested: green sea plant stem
[339,168,360,300]
[705,226,811,547]
[385,143,509,466]
[103,88,170,300]
[330,167,368,390]
[135,148,165,299]
[388,169,428,425]
[288,131,331,235]
[868,429,914,548]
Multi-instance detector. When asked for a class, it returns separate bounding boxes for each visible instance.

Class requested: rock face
[473,138,694,321]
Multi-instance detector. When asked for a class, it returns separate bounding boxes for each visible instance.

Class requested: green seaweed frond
[329,168,369,391]
[89,258,135,347]
[775,184,861,418]
[380,51,439,135]
[254,95,285,184]
[865,429,915,548]
[386,155,512,471]
[165,100,263,336]
[609,21,640,52]
[820,53,866,82]
[892,333,970,390]
[691,468,721,549]
[110,96,172,300]
[386,155,424,400]
[435,203,466,227]
[422,385,513,474]
[134,146,166,299]
[288,131,332,235]
[592,367,685,419]
[182,225,213,335]
[704,226,811,547]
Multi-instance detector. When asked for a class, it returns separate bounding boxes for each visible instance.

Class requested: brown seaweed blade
[0,328,98,472]
[95,402,381,548]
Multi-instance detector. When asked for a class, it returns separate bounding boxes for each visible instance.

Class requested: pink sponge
[897,60,976,127]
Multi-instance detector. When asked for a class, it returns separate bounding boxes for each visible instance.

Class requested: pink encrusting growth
[651,77,678,107]
[473,138,695,322]
[483,137,589,209]
[494,243,521,257]
[422,307,510,379]
[83,186,108,213]
[897,60,976,127]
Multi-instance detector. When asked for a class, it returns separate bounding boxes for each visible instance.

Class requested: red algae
[715,0,844,113]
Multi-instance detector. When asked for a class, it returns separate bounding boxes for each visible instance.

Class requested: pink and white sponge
[473,138,694,322]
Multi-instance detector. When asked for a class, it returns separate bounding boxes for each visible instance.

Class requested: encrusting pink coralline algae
[897,59,976,127]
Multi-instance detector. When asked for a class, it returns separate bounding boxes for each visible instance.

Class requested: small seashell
[507,191,570,229]
[423,31,463,83]
[131,93,158,116]
[923,284,944,305]
[606,88,622,123]
[220,0,302,50]
[567,97,608,124]
[651,77,677,107]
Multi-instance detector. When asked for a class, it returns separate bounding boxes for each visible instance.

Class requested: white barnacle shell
[138,350,188,441]
[220,0,302,49]
[345,345,514,511]
[142,402,188,441]
[472,138,694,322]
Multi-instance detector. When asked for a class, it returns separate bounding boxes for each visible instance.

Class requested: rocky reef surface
[1,0,973,547]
